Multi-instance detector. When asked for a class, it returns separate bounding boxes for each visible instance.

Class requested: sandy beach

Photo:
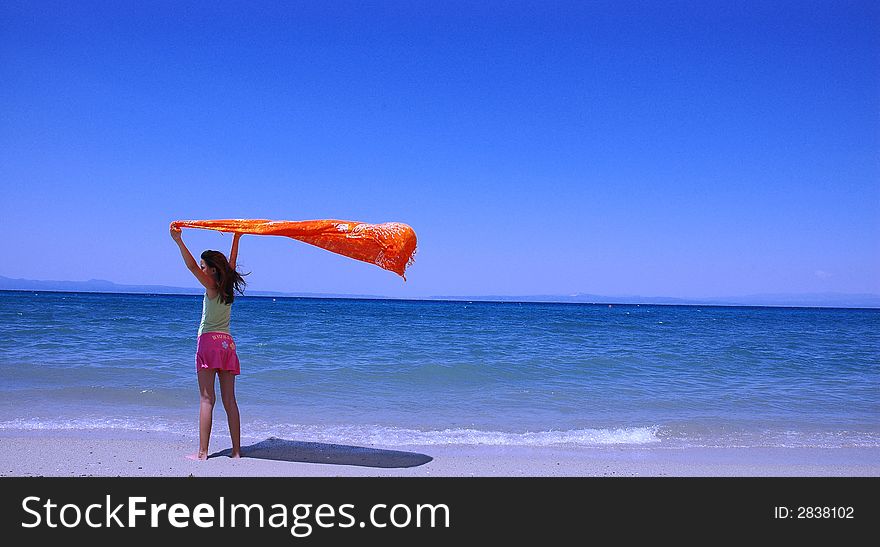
[2,429,878,477]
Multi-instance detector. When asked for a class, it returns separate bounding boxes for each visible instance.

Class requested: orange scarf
[170,219,417,279]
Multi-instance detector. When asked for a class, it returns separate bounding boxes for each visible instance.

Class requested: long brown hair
[201,250,248,304]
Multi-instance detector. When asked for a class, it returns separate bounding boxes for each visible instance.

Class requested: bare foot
[230,451,242,459]
[186,452,207,461]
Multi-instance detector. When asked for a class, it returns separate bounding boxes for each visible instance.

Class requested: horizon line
[1,275,879,308]
[1,286,879,310]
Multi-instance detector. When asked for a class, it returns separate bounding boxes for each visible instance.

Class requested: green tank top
[198,292,231,336]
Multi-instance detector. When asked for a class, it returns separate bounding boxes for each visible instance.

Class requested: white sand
[2,429,878,477]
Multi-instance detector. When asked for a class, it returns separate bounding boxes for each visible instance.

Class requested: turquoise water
[0,290,877,448]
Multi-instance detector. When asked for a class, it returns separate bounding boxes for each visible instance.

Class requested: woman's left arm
[170,226,217,290]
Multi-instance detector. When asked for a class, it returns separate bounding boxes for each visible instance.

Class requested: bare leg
[194,368,217,460]
[218,371,241,458]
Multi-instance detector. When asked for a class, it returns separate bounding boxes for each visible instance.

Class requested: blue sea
[1,290,878,449]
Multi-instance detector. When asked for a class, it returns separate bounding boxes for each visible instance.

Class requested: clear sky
[2,1,878,298]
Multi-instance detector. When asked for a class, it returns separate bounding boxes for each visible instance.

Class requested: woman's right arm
[229,233,242,270]
[170,226,216,290]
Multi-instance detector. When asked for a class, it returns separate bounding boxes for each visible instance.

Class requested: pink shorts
[196,332,240,375]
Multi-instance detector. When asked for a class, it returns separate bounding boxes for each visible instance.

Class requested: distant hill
[1,275,878,308]
[0,275,378,299]
[428,292,880,308]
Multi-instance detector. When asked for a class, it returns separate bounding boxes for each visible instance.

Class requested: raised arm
[170,226,217,291]
[229,233,242,270]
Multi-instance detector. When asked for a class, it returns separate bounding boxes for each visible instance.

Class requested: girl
[170,226,248,460]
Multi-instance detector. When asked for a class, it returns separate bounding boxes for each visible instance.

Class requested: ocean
[1,290,877,449]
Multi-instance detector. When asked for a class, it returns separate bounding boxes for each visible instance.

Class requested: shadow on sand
[208,437,433,468]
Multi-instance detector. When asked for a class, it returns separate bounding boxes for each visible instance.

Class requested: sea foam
[0,418,661,446]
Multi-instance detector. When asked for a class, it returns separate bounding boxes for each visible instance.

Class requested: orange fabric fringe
[170,219,417,280]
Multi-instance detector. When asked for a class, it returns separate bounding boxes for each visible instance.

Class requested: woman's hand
[170,225,183,242]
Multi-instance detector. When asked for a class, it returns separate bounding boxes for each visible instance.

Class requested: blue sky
[2,1,878,298]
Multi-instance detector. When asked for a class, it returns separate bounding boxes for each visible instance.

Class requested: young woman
[170,226,247,460]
